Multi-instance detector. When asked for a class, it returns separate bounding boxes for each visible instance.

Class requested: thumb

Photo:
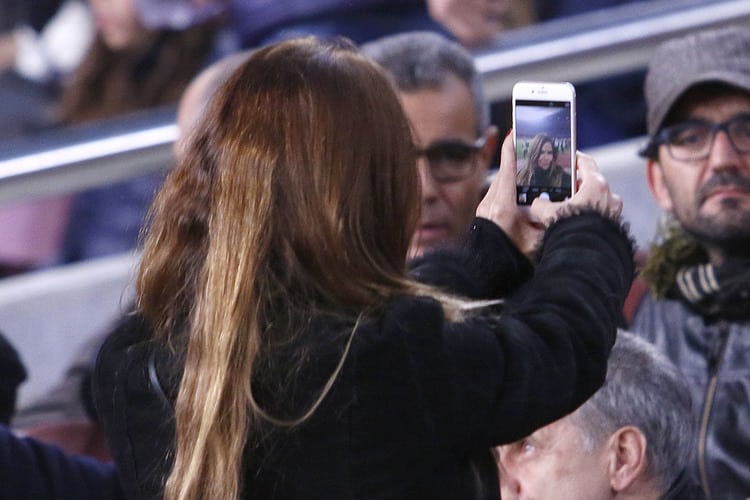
[572,152,602,196]
[494,130,517,199]
[477,130,516,218]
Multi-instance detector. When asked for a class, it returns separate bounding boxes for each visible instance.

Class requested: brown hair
[137,37,430,499]
[516,133,565,187]
[59,23,217,124]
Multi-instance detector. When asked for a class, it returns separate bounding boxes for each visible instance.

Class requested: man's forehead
[399,79,478,144]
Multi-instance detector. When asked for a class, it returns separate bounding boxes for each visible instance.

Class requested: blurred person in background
[198,0,531,50]
[55,0,223,264]
[362,31,498,258]
[58,0,219,125]
[0,0,222,275]
[0,0,93,277]
[0,0,92,140]
[428,0,533,48]
[0,332,26,426]
[0,423,123,499]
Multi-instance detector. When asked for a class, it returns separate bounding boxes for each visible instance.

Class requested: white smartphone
[512,82,576,205]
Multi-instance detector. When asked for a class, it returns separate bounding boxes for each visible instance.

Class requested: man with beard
[631,25,750,500]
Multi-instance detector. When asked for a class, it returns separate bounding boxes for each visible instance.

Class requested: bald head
[174,50,251,158]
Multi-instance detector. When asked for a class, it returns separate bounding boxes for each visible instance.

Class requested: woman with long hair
[516,133,571,189]
[60,0,218,124]
[93,37,632,500]
[57,0,221,263]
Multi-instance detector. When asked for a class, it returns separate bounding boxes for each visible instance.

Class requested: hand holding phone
[526,151,623,224]
[568,152,623,217]
[512,82,576,205]
[476,132,545,258]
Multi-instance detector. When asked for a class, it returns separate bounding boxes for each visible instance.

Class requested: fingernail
[505,128,513,138]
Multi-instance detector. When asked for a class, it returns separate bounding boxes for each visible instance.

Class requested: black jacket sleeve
[409,217,534,299]
[0,424,124,500]
[393,211,634,447]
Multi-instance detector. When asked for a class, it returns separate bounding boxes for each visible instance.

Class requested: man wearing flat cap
[629,25,750,500]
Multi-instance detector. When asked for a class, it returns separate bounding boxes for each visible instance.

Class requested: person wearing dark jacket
[631,25,750,500]
[92,37,632,500]
[0,424,123,500]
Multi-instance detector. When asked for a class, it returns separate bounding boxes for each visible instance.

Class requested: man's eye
[520,439,536,454]
[732,119,750,140]
[671,129,705,147]
[443,147,471,162]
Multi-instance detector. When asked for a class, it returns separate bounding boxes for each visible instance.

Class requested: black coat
[632,293,750,500]
[93,213,634,499]
[0,424,123,500]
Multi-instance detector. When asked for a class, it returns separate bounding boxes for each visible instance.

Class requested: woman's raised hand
[475,131,545,258]
[530,151,623,223]
[476,133,623,258]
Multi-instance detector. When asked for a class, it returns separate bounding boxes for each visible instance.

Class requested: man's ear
[606,426,649,493]
[478,125,499,172]
[645,159,674,212]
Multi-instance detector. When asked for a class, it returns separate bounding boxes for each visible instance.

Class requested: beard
[676,172,750,256]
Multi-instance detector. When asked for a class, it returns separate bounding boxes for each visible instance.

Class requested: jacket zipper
[697,322,730,500]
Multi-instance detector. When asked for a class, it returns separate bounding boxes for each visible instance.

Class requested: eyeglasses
[414,137,486,182]
[651,113,750,161]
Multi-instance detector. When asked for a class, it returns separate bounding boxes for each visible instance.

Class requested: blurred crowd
[1,3,749,500]
[0,0,540,277]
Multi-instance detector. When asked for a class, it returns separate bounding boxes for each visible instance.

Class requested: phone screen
[514,99,575,205]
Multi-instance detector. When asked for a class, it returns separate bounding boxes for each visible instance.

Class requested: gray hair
[571,331,695,494]
[360,31,489,134]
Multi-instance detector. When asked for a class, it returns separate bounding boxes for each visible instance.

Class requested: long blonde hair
[137,37,451,499]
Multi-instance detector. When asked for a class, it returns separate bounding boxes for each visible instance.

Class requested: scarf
[673,260,750,319]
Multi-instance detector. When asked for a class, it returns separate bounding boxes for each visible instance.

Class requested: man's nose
[417,160,440,201]
[498,468,522,499]
[706,129,744,172]
[496,451,521,499]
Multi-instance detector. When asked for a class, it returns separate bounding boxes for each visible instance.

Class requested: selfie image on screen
[515,100,573,204]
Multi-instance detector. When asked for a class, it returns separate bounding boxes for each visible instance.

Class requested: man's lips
[701,185,750,204]
[699,174,750,205]
[416,223,450,240]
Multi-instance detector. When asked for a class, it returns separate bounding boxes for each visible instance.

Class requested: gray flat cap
[644,25,750,135]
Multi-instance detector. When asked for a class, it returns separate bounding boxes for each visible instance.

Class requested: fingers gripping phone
[512,82,576,205]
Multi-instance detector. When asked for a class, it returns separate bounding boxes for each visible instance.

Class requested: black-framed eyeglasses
[414,137,486,183]
[646,113,750,161]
